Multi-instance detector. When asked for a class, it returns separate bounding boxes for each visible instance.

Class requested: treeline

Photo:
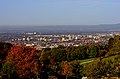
[0,35,120,79]
[41,44,107,62]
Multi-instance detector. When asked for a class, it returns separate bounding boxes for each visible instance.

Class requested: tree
[83,55,120,78]
[61,61,72,79]
[6,46,40,78]
[70,60,83,79]
[108,38,114,49]
[108,35,120,55]
[2,60,17,79]
[0,42,12,60]
[50,48,67,62]
[87,45,99,58]
[0,42,13,72]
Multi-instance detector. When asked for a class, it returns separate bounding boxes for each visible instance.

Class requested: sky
[0,0,120,26]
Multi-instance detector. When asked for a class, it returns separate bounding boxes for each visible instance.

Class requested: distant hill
[0,23,120,33]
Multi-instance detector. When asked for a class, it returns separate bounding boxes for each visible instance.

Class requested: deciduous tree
[6,46,40,78]
[61,61,72,79]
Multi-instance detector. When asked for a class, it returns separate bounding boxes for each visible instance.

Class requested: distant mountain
[0,23,120,33]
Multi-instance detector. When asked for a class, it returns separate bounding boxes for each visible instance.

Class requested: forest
[0,35,120,79]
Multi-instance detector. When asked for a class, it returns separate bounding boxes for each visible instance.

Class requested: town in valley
[0,31,119,49]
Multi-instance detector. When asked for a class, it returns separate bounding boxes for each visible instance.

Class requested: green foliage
[87,45,99,58]
[2,60,16,78]
[2,35,120,78]
[0,42,13,73]
[83,55,120,78]
[50,48,67,62]
[70,60,83,79]
[108,35,120,55]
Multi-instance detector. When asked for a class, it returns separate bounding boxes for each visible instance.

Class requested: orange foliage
[61,61,72,76]
[6,46,40,78]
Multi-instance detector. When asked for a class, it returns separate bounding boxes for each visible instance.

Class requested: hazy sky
[0,0,120,26]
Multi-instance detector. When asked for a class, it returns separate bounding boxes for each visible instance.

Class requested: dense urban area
[0,32,120,79]
[0,32,119,49]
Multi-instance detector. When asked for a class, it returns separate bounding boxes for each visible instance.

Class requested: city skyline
[0,0,120,26]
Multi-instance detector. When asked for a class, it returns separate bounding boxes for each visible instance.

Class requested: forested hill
[0,35,120,79]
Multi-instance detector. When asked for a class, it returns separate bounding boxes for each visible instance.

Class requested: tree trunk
[66,75,68,79]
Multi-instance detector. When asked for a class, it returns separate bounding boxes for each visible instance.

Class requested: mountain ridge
[0,23,120,33]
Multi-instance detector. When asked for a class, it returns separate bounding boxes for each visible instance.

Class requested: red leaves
[6,46,39,78]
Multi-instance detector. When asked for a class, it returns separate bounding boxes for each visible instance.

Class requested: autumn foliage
[6,46,40,78]
[61,61,72,79]
[1,35,120,79]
